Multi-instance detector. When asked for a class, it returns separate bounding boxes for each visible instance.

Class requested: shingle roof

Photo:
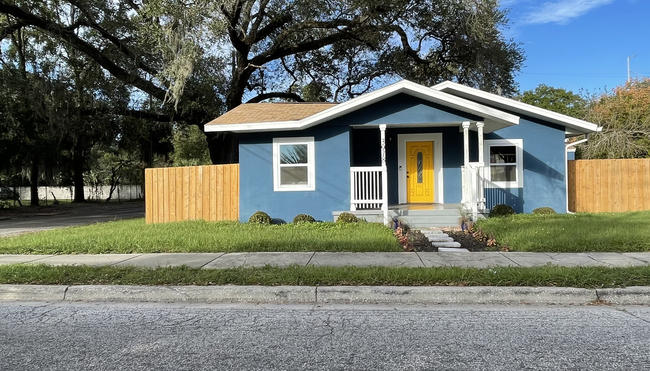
[205,102,337,125]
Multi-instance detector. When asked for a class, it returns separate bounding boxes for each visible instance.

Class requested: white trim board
[397,133,444,204]
[205,80,519,133]
[483,138,524,188]
[432,81,601,135]
[272,137,316,192]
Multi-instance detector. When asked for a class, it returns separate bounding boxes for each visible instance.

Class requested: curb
[2,284,650,305]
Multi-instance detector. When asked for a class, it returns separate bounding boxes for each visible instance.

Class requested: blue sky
[502,0,650,95]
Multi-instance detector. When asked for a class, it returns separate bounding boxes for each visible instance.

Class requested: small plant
[293,214,316,223]
[336,212,359,223]
[393,226,411,251]
[532,207,556,215]
[489,204,515,217]
[248,211,271,224]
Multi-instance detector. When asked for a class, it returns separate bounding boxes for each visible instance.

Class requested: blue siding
[238,91,569,220]
[485,117,567,213]
[239,126,350,222]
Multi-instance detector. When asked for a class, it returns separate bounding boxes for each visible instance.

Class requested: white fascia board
[432,81,602,134]
[204,120,301,133]
[204,80,519,133]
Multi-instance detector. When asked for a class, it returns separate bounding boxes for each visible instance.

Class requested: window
[273,137,315,191]
[484,139,523,188]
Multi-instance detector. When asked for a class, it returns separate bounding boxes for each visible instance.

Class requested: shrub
[532,207,557,215]
[248,211,271,224]
[489,204,515,217]
[336,212,359,223]
[293,214,316,223]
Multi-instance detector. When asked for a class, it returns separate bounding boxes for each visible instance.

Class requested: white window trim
[483,139,524,188]
[273,137,316,191]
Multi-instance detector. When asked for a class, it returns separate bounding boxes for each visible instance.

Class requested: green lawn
[0,218,401,254]
[1,264,648,288]
[476,211,650,252]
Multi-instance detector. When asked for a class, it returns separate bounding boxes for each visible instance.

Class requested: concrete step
[426,236,454,243]
[399,216,461,225]
[408,223,461,228]
[438,247,470,252]
[398,209,462,217]
[431,241,462,248]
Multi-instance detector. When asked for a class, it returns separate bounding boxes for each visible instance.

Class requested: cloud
[522,0,615,24]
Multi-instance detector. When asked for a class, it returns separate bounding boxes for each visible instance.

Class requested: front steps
[419,228,468,252]
[394,207,462,229]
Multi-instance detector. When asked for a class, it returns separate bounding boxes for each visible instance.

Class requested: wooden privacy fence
[145,164,239,224]
[568,159,650,213]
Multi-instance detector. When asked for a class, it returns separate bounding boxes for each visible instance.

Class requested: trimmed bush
[336,212,359,223]
[248,211,271,224]
[532,207,557,215]
[293,214,316,223]
[489,204,515,217]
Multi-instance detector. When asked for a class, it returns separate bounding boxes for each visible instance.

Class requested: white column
[476,121,485,164]
[379,124,389,225]
[462,121,471,166]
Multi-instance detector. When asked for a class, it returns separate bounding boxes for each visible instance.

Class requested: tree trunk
[206,132,239,164]
[29,153,39,206]
[72,145,85,203]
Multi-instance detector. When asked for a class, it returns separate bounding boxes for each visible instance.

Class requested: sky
[501,0,650,95]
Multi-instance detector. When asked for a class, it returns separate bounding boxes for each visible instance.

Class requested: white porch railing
[461,162,487,219]
[350,166,385,211]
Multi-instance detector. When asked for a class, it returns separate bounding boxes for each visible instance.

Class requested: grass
[0,264,648,288]
[476,211,650,252]
[0,218,401,254]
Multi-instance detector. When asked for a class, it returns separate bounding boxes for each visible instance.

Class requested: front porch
[346,122,490,225]
[334,203,463,228]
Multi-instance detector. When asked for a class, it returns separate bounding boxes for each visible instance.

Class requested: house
[204,80,601,226]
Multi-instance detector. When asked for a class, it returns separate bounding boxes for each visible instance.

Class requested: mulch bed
[406,229,438,252]
[445,230,493,252]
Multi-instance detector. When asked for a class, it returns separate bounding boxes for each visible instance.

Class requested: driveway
[0,201,144,237]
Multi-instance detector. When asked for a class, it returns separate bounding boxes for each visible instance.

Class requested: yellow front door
[406,141,434,203]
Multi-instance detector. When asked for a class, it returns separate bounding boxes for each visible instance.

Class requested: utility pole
[627,56,631,83]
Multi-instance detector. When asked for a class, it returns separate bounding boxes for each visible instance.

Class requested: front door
[406,141,434,203]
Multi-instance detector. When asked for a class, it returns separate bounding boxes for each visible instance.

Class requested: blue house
[205,80,600,226]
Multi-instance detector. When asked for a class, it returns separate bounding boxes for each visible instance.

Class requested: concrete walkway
[1,251,649,269]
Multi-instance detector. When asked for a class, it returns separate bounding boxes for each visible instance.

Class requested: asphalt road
[0,202,144,237]
[1,302,648,370]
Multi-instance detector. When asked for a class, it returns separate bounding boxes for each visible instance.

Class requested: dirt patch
[445,230,496,252]
[409,229,438,252]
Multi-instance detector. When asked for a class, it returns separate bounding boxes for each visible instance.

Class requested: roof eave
[432,81,601,134]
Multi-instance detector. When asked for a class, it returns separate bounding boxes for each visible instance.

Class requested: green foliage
[476,211,650,252]
[583,79,650,159]
[293,214,316,223]
[337,212,359,223]
[170,125,211,166]
[489,204,515,217]
[0,218,401,254]
[519,85,588,118]
[532,207,557,215]
[248,211,272,224]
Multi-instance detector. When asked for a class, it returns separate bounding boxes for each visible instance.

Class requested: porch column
[476,121,485,164]
[462,121,471,166]
[379,124,389,225]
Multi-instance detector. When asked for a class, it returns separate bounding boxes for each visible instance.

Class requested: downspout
[564,135,589,213]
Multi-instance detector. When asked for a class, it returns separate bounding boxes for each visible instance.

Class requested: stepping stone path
[418,228,469,252]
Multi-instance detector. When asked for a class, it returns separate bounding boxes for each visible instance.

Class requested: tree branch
[247,92,304,103]
[0,1,167,101]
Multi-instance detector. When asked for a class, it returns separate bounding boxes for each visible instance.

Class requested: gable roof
[431,81,601,135]
[206,102,337,125]
[205,80,519,133]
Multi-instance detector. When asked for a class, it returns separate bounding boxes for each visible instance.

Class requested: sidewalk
[1,251,649,269]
